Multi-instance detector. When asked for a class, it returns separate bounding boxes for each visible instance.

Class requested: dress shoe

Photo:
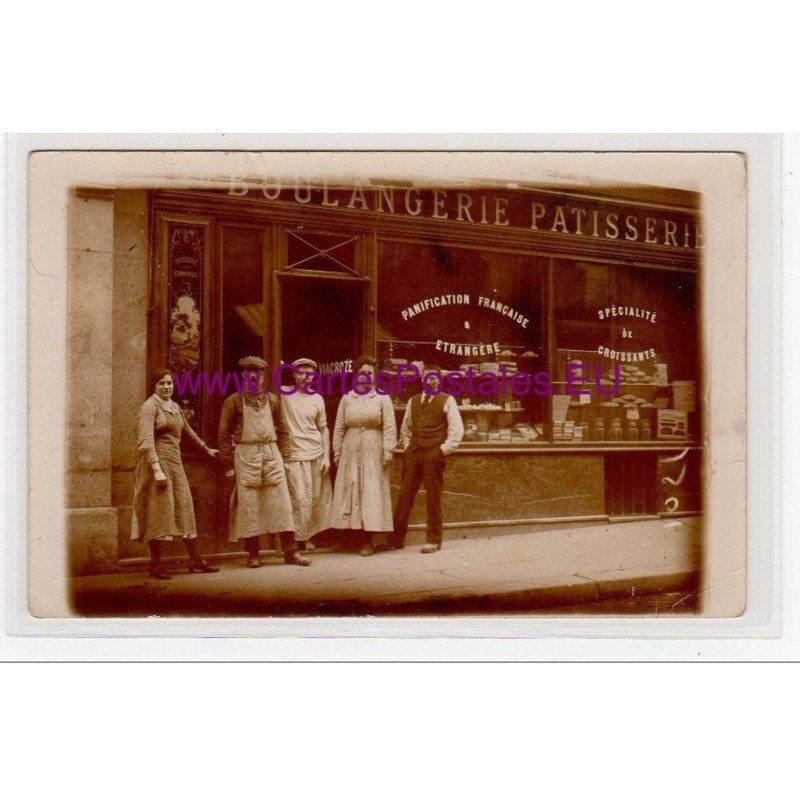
[386,537,405,551]
[420,543,441,554]
[360,542,376,557]
[148,563,172,580]
[285,553,312,566]
[188,559,220,573]
[247,556,262,568]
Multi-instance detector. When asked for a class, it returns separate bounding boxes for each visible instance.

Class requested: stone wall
[65,188,117,575]
[66,189,149,574]
[110,192,150,561]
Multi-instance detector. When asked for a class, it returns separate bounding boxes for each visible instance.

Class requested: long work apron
[228,396,294,541]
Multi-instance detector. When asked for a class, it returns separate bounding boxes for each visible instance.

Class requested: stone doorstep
[118,550,275,572]
[389,513,699,546]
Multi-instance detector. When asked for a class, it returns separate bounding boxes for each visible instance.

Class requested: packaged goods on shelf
[657,409,688,440]
[463,421,479,442]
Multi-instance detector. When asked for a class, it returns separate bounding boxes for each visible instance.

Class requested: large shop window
[377,240,547,446]
[553,259,699,444]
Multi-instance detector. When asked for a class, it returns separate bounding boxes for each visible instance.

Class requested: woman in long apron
[131,369,220,579]
[330,355,397,556]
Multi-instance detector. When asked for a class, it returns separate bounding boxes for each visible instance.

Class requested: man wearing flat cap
[218,356,310,568]
[278,358,333,552]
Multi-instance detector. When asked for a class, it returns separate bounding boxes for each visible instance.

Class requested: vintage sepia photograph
[25,149,747,620]
[4,3,794,791]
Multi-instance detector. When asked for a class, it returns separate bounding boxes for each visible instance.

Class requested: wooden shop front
[144,179,702,554]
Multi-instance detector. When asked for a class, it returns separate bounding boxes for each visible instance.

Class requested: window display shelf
[393,403,525,412]
[394,440,700,454]
[552,381,675,387]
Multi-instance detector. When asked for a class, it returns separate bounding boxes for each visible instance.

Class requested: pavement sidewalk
[70,517,700,616]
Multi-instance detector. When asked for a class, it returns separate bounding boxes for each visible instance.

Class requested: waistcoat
[410,393,448,448]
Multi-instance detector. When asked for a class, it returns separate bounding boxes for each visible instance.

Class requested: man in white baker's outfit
[278,357,333,552]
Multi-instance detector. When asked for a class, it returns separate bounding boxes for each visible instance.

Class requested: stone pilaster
[110,191,150,560]
[66,187,118,575]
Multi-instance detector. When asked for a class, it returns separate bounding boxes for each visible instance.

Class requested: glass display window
[553,259,700,444]
[377,240,547,445]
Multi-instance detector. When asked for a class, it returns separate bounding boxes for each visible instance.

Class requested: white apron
[228,396,295,541]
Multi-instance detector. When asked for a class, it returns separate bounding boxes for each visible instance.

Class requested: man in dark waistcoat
[390,366,464,553]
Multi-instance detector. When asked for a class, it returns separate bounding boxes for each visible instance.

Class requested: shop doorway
[276,274,369,428]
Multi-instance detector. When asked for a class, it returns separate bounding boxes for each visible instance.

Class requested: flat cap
[238,356,267,369]
[292,357,318,370]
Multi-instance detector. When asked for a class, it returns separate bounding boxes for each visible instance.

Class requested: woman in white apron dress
[330,355,397,556]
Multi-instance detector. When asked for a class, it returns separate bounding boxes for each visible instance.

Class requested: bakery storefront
[63,177,702,571]
[135,179,702,559]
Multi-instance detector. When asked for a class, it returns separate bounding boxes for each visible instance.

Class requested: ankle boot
[280,531,311,565]
[245,536,262,568]
[359,532,376,557]
[184,536,219,573]
[148,541,171,580]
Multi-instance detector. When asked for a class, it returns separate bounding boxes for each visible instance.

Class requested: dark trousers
[149,538,202,563]
[244,533,296,556]
[392,445,446,546]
